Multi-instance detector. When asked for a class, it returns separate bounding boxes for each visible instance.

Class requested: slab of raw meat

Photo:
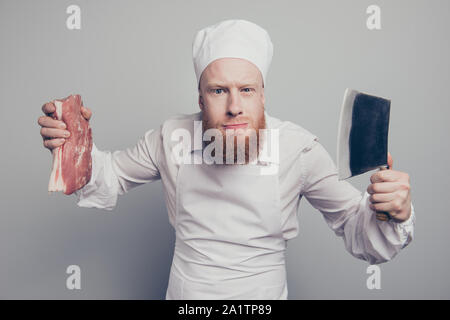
[48,94,92,195]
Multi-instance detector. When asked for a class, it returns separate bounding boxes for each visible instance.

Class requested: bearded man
[38,19,415,300]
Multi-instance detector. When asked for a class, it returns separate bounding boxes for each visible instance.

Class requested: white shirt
[75,111,415,265]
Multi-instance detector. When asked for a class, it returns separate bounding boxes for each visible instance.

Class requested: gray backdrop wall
[1,0,448,299]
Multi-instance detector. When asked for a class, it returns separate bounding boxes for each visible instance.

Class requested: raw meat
[48,94,92,195]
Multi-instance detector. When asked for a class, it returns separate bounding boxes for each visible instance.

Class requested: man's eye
[213,89,224,94]
[242,88,252,92]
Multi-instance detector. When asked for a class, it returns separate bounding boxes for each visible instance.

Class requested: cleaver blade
[337,88,391,181]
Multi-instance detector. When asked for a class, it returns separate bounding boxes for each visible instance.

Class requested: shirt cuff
[392,202,416,227]
[365,191,415,247]
[390,202,415,248]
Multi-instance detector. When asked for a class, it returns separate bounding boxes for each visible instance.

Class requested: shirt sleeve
[300,140,415,265]
[73,127,162,210]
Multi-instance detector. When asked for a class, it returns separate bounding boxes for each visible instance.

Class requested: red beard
[201,111,266,164]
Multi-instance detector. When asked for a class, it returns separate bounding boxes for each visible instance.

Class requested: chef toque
[192,19,274,89]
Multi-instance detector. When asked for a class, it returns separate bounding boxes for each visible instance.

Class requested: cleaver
[337,88,391,220]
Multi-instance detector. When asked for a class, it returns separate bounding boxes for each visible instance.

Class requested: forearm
[73,128,162,210]
[301,140,415,264]
[338,191,415,264]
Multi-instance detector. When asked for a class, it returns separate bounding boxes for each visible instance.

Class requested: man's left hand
[367,152,412,223]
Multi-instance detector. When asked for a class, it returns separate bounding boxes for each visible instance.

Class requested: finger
[40,127,71,139]
[43,138,66,150]
[387,152,393,170]
[81,106,92,121]
[370,170,399,183]
[367,182,400,194]
[369,192,396,203]
[369,201,401,213]
[37,116,66,129]
[42,102,56,116]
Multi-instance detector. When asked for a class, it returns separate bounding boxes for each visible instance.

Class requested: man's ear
[261,77,265,105]
[198,94,204,110]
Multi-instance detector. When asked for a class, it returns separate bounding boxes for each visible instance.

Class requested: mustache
[222,121,249,126]
[221,116,250,125]
[202,116,265,130]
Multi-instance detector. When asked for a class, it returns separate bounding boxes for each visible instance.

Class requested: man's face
[198,58,266,164]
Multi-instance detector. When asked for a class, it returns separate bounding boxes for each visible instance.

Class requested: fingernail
[64,131,70,137]
[60,122,66,129]
[59,138,65,143]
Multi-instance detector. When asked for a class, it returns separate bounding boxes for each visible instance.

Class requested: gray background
[0,0,448,299]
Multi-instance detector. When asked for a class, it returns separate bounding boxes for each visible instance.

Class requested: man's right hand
[38,101,92,151]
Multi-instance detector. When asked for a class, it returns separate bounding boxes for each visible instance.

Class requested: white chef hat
[192,19,274,89]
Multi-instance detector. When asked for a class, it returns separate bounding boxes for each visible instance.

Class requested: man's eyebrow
[206,82,258,88]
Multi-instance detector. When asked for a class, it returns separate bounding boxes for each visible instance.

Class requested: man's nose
[226,89,243,116]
